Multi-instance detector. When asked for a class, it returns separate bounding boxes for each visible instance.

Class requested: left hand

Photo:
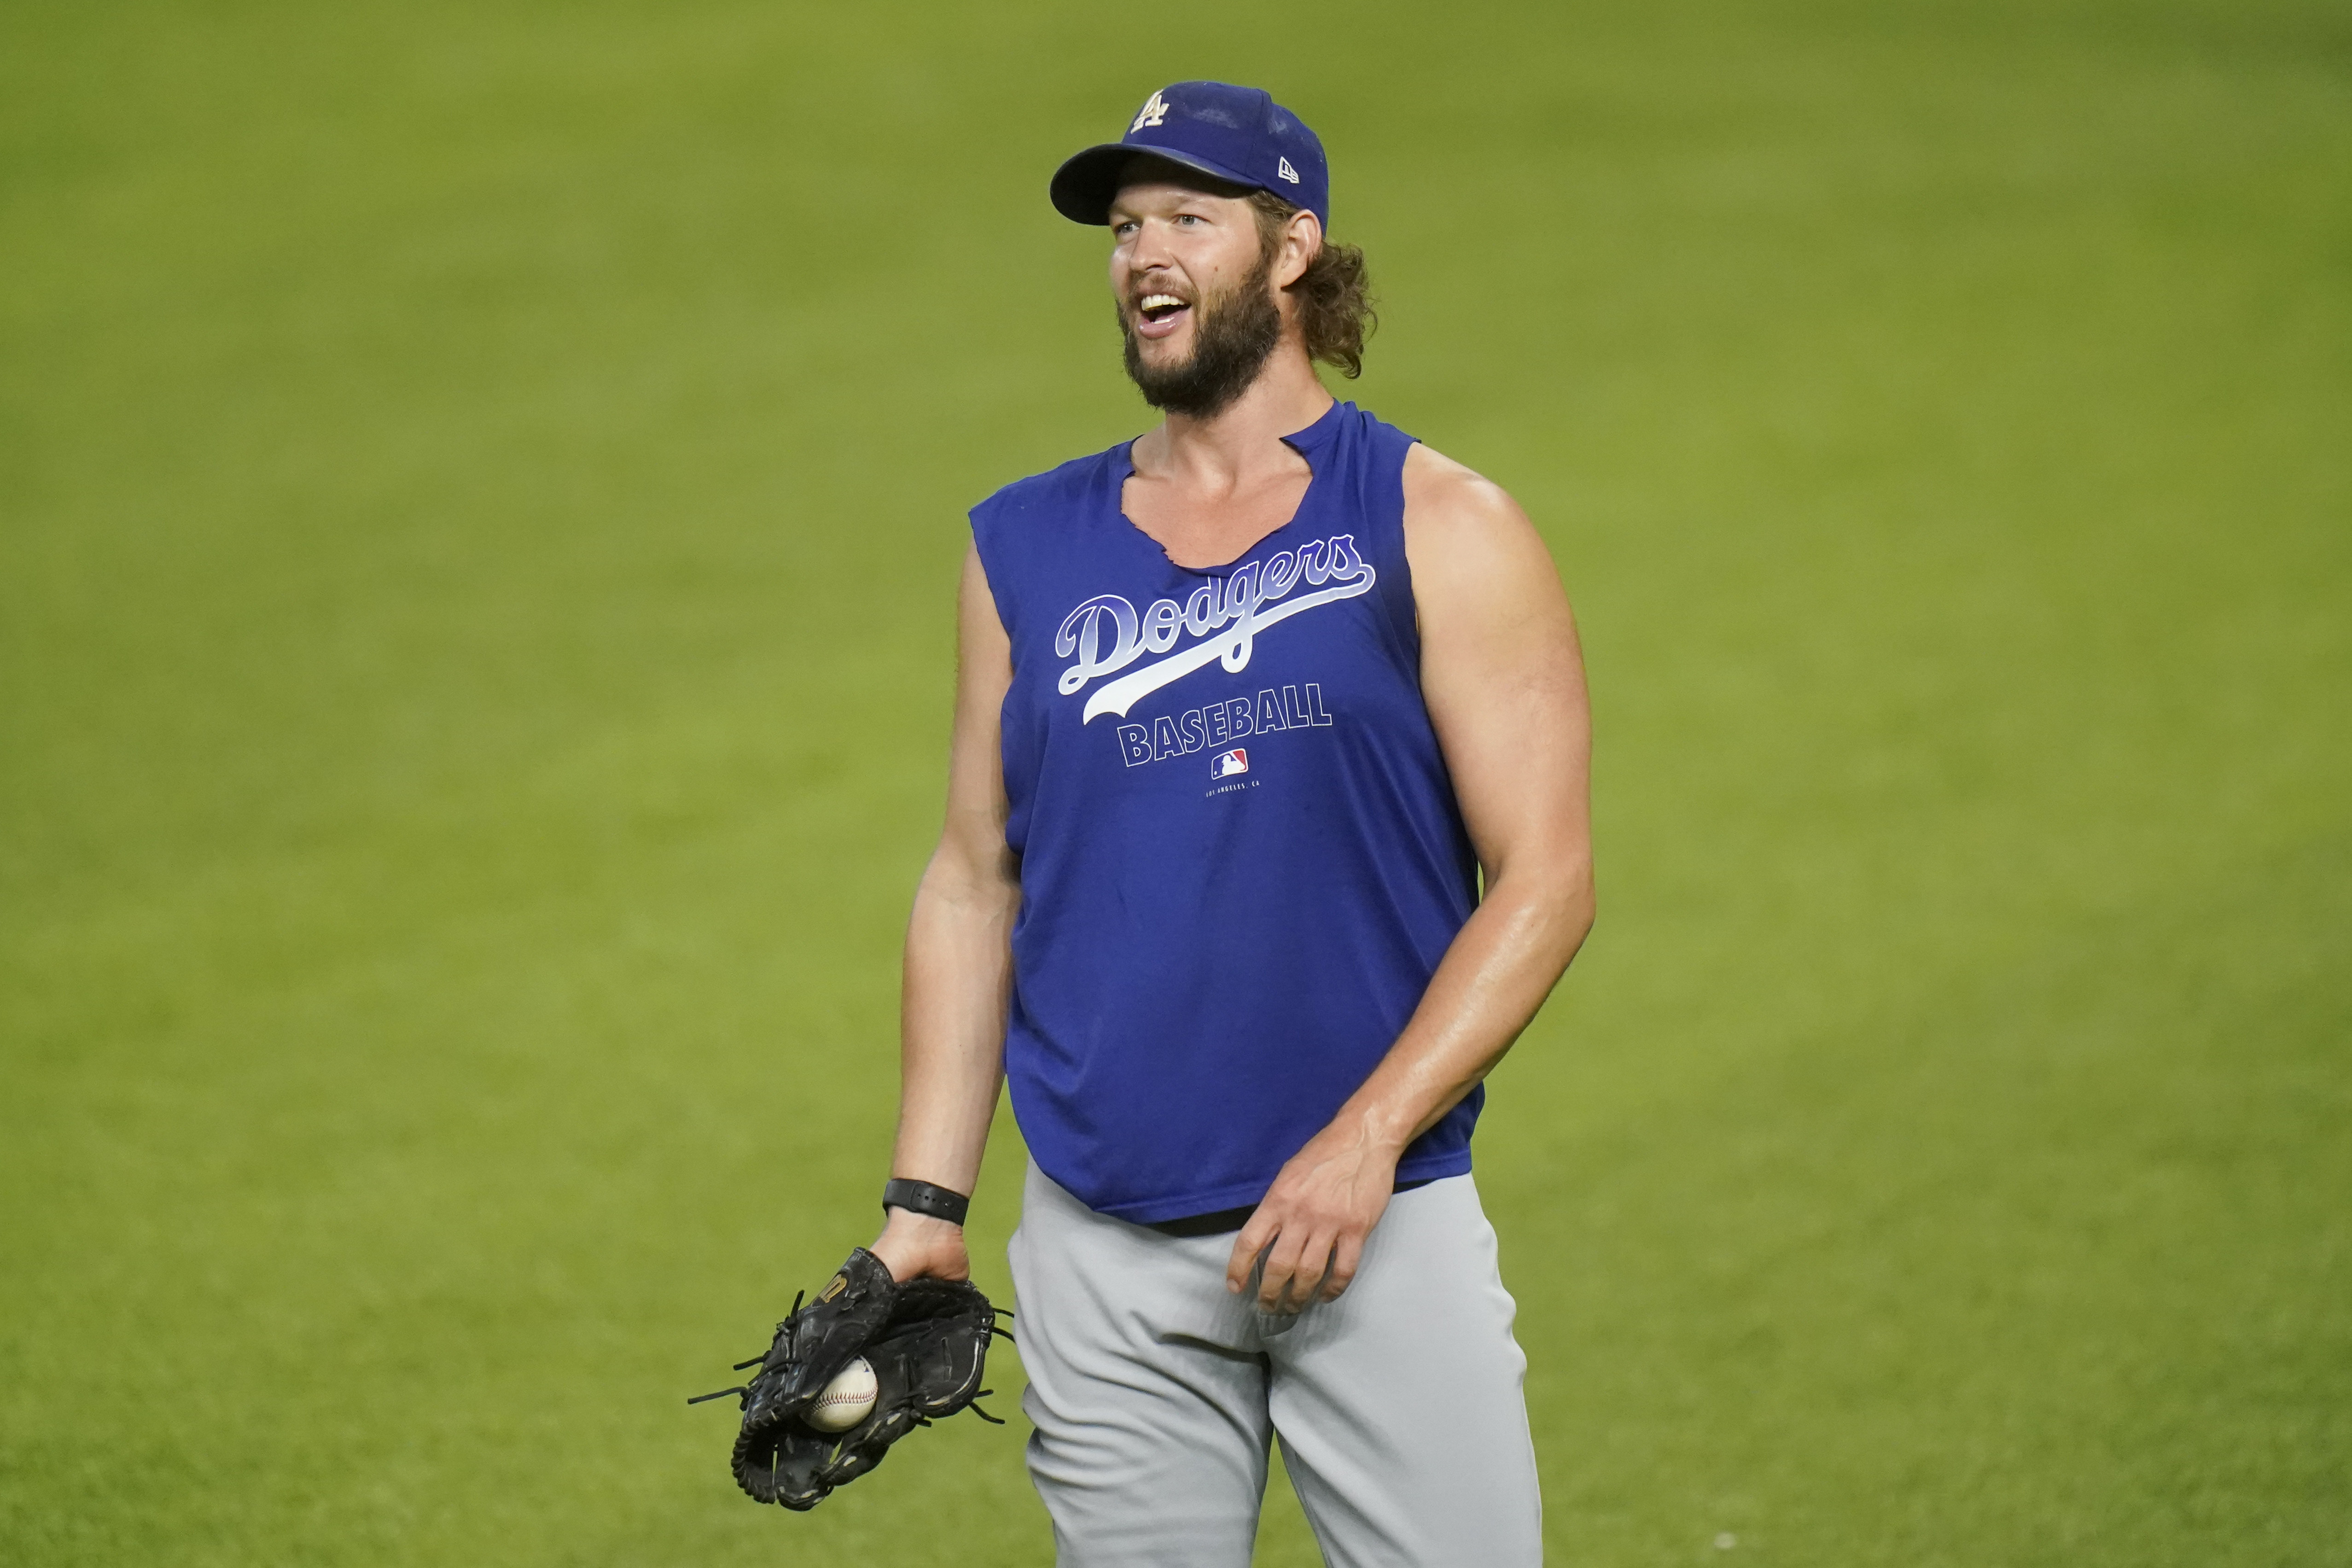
[868,1208,971,1285]
[1226,1123,1403,1310]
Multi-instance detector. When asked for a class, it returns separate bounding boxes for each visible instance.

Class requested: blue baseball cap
[1050,82,1330,230]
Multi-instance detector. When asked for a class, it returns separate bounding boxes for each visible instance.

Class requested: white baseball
[806,1357,878,1433]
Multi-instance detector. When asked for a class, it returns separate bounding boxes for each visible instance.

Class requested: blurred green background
[4,0,2346,1563]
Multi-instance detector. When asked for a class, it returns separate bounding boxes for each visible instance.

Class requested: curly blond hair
[1249,190,1377,379]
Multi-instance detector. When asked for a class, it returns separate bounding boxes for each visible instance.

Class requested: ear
[1272,208,1323,290]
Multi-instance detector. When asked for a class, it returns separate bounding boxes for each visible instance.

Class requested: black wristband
[882,1177,970,1227]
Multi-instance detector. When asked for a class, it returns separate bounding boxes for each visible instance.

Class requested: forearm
[1326,857,1594,1160]
[1228,860,1591,1305]
[891,849,1019,1195]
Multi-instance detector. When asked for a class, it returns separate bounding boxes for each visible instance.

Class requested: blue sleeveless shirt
[970,401,1480,1224]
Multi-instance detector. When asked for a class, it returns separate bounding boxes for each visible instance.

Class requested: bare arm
[869,542,1021,1283]
[1229,445,1595,1307]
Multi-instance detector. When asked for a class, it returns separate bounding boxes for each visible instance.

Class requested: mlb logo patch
[1211,748,1249,779]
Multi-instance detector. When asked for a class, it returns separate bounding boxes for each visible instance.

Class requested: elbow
[1496,851,1594,967]
[917,836,1022,918]
[1556,864,1596,959]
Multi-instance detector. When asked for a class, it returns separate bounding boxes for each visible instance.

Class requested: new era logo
[1131,89,1170,132]
[1211,748,1249,779]
[1276,156,1300,184]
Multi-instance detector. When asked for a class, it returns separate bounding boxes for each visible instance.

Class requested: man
[865,82,1592,1566]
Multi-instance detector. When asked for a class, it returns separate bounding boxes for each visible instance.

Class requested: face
[1108,171,1284,417]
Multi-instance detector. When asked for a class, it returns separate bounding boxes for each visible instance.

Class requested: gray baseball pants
[1007,1160,1543,1567]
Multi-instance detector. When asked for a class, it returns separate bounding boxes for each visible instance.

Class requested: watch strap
[882,1177,970,1227]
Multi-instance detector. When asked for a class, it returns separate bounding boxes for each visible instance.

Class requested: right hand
[868,1207,971,1283]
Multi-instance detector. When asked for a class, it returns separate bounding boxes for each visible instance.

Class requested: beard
[1119,251,1284,418]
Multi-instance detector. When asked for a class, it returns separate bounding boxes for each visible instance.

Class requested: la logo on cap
[1131,89,1170,132]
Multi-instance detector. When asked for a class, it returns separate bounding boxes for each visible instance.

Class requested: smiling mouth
[1134,292,1192,337]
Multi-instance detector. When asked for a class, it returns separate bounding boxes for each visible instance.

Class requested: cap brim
[1049,143,1266,225]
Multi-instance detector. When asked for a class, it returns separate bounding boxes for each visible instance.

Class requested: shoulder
[1399,446,1579,708]
[972,442,1129,526]
[966,441,1131,636]
[1399,442,1548,576]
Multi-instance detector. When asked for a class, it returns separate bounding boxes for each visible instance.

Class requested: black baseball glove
[690,1247,1010,1510]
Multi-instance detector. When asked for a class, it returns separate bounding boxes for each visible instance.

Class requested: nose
[1124,216,1180,277]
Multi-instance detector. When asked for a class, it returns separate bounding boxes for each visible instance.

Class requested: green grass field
[4,1,2347,1563]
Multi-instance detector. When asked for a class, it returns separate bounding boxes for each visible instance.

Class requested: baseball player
[866,82,1593,1566]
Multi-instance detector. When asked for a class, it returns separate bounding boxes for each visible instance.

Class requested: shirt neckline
[1110,399,1346,575]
